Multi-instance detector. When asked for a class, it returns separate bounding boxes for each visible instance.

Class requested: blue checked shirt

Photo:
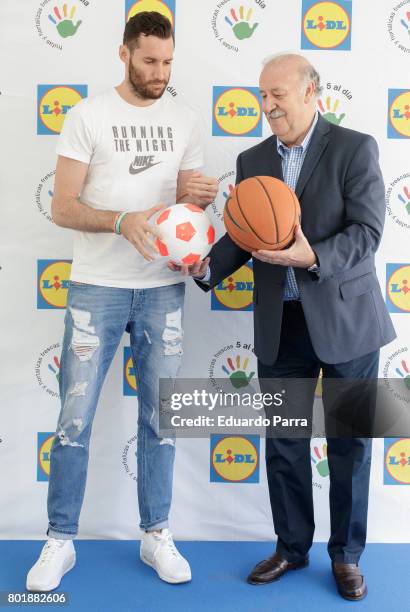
[277,112,319,300]
[198,113,319,288]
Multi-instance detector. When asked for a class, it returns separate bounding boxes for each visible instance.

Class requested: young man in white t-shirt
[27,12,217,591]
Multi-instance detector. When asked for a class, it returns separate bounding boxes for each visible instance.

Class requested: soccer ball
[154,203,215,265]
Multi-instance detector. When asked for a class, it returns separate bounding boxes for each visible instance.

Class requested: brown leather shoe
[332,562,367,601]
[247,552,309,585]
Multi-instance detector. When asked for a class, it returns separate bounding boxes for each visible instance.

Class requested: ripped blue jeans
[47,281,185,538]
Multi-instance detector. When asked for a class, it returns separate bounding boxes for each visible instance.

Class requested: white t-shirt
[56,88,204,288]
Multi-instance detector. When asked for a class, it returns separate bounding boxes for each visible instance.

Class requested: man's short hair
[123,11,174,52]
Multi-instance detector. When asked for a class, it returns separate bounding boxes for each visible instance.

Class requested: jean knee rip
[56,417,85,448]
[162,308,183,356]
[70,307,100,361]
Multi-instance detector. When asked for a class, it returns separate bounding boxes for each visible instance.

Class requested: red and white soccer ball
[154,203,215,265]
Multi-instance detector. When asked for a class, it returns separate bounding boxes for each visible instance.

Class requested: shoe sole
[336,584,368,601]
[26,555,76,592]
[140,552,191,584]
[247,559,309,585]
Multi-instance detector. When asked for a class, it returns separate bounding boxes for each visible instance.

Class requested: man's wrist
[114,211,128,235]
[307,251,320,277]
[194,268,211,283]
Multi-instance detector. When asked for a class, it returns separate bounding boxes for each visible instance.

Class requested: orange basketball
[223,176,301,252]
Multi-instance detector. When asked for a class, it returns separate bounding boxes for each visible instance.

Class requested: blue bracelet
[115,211,128,235]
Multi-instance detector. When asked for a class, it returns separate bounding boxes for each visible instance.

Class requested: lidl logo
[125,0,175,26]
[384,438,410,485]
[211,262,254,311]
[301,1,352,51]
[123,347,138,396]
[386,263,410,313]
[212,86,262,137]
[388,89,410,139]
[37,432,55,481]
[37,260,72,309]
[37,84,87,135]
[210,434,259,483]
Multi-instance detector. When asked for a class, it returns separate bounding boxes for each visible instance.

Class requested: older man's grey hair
[262,53,323,98]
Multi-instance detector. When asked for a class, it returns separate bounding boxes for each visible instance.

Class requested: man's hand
[167,257,210,277]
[185,172,218,207]
[252,226,316,268]
[120,204,164,261]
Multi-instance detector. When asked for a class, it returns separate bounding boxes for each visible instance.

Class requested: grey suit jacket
[198,114,396,365]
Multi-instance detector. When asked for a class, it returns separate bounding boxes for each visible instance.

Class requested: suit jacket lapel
[270,139,284,181]
[295,114,331,199]
[256,136,284,181]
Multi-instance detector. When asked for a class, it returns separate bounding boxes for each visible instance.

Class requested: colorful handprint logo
[48,355,61,383]
[396,359,410,390]
[223,184,235,201]
[397,186,410,216]
[400,11,410,36]
[318,97,345,125]
[225,6,258,40]
[311,442,329,478]
[48,4,82,38]
[222,355,255,389]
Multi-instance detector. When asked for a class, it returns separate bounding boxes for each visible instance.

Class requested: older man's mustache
[267,110,286,120]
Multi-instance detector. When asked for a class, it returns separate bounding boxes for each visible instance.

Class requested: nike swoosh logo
[129,161,162,175]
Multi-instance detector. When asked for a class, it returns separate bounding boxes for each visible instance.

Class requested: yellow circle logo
[125,355,138,391]
[387,265,410,312]
[212,436,258,481]
[39,86,84,134]
[213,264,254,310]
[39,261,72,308]
[389,91,410,138]
[127,0,174,25]
[214,88,261,136]
[303,2,350,49]
[38,434,55,478]
[385,439,410,484]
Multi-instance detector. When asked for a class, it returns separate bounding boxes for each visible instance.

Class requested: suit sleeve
[312,135,385,281]
[195,153,250,292]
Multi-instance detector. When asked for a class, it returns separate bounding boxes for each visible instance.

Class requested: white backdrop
[1,0,410,542]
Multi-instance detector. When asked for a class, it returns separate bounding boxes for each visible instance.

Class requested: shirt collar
[276,111,319,157]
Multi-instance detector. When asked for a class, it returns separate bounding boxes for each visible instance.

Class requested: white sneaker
[26,538,76,592]
[140,528,191,584]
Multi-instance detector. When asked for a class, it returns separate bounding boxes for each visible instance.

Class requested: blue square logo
[384,438,410,485]
[211,262,254,311]
[125,1,176,30]
[123,347,138,396]
[37,260,72,309]
[212,87,262,137]
[37,432,55,481]
[210,434,260,483]
[386,263,410,313]
[387,89,410,139]
[37,85,87,135]
[301,1,352,51]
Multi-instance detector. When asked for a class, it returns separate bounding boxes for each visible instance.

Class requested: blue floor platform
[0,541,408,612]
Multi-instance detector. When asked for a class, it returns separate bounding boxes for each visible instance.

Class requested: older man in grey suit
[172,53,396,600]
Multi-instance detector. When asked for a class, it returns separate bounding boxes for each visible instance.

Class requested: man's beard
[128,63,168,100]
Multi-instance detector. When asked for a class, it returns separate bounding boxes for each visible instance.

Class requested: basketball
[223,176,301,252]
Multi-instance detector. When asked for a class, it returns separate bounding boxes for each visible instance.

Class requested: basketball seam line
[255,177,279,245]
[225,198,247,232]
[236,181,267,243]
[256,177,297,246]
